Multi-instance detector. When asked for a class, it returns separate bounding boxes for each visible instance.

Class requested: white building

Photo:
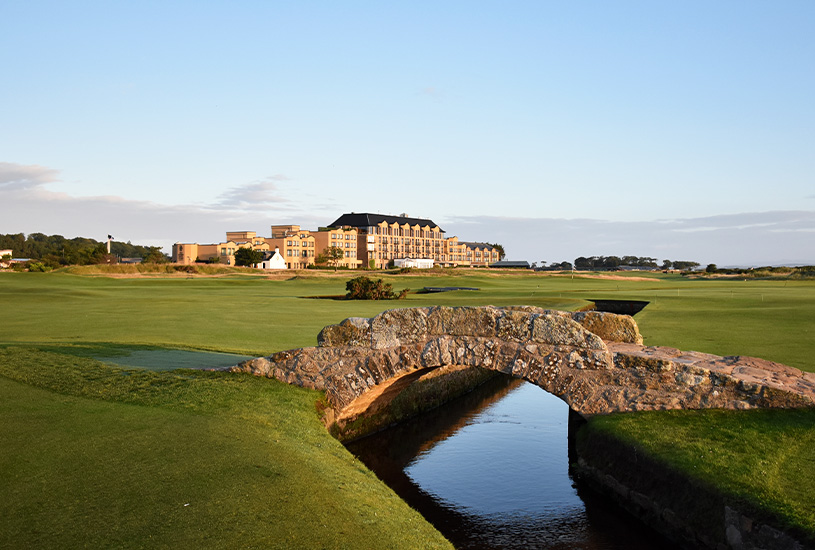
[394,257,435,269]
[260,248,287,270]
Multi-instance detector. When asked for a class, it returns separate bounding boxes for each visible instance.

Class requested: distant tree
[661,259,673,270]
[673,261,700,271]
[318,246,345,271]
[706,263,718,273]
[234,247,264,267]
[544,261,572,271]
[574,256,593,270]
[488,243,506,261]
[142,248,169,263]
[0,232,167,266]
[79,243,110,265]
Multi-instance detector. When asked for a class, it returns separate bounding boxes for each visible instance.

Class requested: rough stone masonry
[230,306,815,417]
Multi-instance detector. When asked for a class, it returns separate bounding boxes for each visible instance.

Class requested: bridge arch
[231,306,814,423]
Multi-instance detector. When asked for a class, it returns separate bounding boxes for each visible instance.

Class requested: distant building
[0,249,12,268]
[260,248,287,270]
[394,258,435,269]
[312,226,362,269]
[328,212,500,269]
[490,260,531,269]
[172,213,500,270]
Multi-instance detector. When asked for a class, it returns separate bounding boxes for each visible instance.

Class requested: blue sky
[2,1,813,266]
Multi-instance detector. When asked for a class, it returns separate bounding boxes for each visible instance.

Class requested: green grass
[1,268,814,547]
[0,347,451,549]
[582,408,815,537]
[1,270,812,370]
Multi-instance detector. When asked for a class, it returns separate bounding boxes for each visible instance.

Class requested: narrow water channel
[346,375,679,550]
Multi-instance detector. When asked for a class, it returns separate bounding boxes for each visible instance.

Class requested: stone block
[531,314,607,350]
[496,309,534,342]
[371,308,428,349]
[571,310,644,344]
[317,317,371,348]
[426,306,500,337]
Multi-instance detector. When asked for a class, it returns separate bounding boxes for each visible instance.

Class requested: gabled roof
[329,213,444,232]
[459,241,496,251]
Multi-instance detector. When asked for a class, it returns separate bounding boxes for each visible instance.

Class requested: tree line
[0,233,168,267]
[535,256,700,271]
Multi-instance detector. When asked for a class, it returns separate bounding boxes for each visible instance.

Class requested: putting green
[93,349,254,371]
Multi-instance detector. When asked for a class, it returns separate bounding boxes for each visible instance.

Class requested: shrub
[27,261,52,272]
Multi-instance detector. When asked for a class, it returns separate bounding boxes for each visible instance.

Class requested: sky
[2,1,814,266]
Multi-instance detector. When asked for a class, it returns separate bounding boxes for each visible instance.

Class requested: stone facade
[229,306,815,417]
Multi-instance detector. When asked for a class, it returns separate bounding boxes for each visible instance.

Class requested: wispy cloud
[417,86,444,101]
[3,161,814,265]
[0,162,321,249]
[213,175,293,210]
[0,162,61,191]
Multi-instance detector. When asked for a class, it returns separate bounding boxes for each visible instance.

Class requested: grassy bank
[1,268,814,547]
[580,407,815,541]
[0,347,452,549]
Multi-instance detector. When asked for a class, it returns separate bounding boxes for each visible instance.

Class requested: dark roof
[329,213,444,232]
[490,260,531,268]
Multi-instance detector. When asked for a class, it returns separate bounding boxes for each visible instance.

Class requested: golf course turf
[1,268,813,547]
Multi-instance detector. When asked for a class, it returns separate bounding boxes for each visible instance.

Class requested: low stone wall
[574,427,814,550]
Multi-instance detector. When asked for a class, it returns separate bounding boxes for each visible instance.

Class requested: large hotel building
[172,212,500,270]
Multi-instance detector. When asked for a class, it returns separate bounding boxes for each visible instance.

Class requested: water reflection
[347,375,679,550]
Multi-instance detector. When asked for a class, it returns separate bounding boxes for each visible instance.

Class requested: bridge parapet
[317,305,642,350]
[230,306,814,417]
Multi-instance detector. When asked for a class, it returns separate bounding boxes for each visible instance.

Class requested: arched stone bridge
[230,306,815,418]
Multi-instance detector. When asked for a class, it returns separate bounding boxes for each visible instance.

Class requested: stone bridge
[230,306,815,418]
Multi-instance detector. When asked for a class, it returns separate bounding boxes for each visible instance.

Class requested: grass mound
[0,347,452,549]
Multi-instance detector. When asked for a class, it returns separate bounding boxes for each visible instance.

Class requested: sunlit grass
[1,269,814,547]
[0,347,452,549]
[1,270,812,369]
[583,408,815,538]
